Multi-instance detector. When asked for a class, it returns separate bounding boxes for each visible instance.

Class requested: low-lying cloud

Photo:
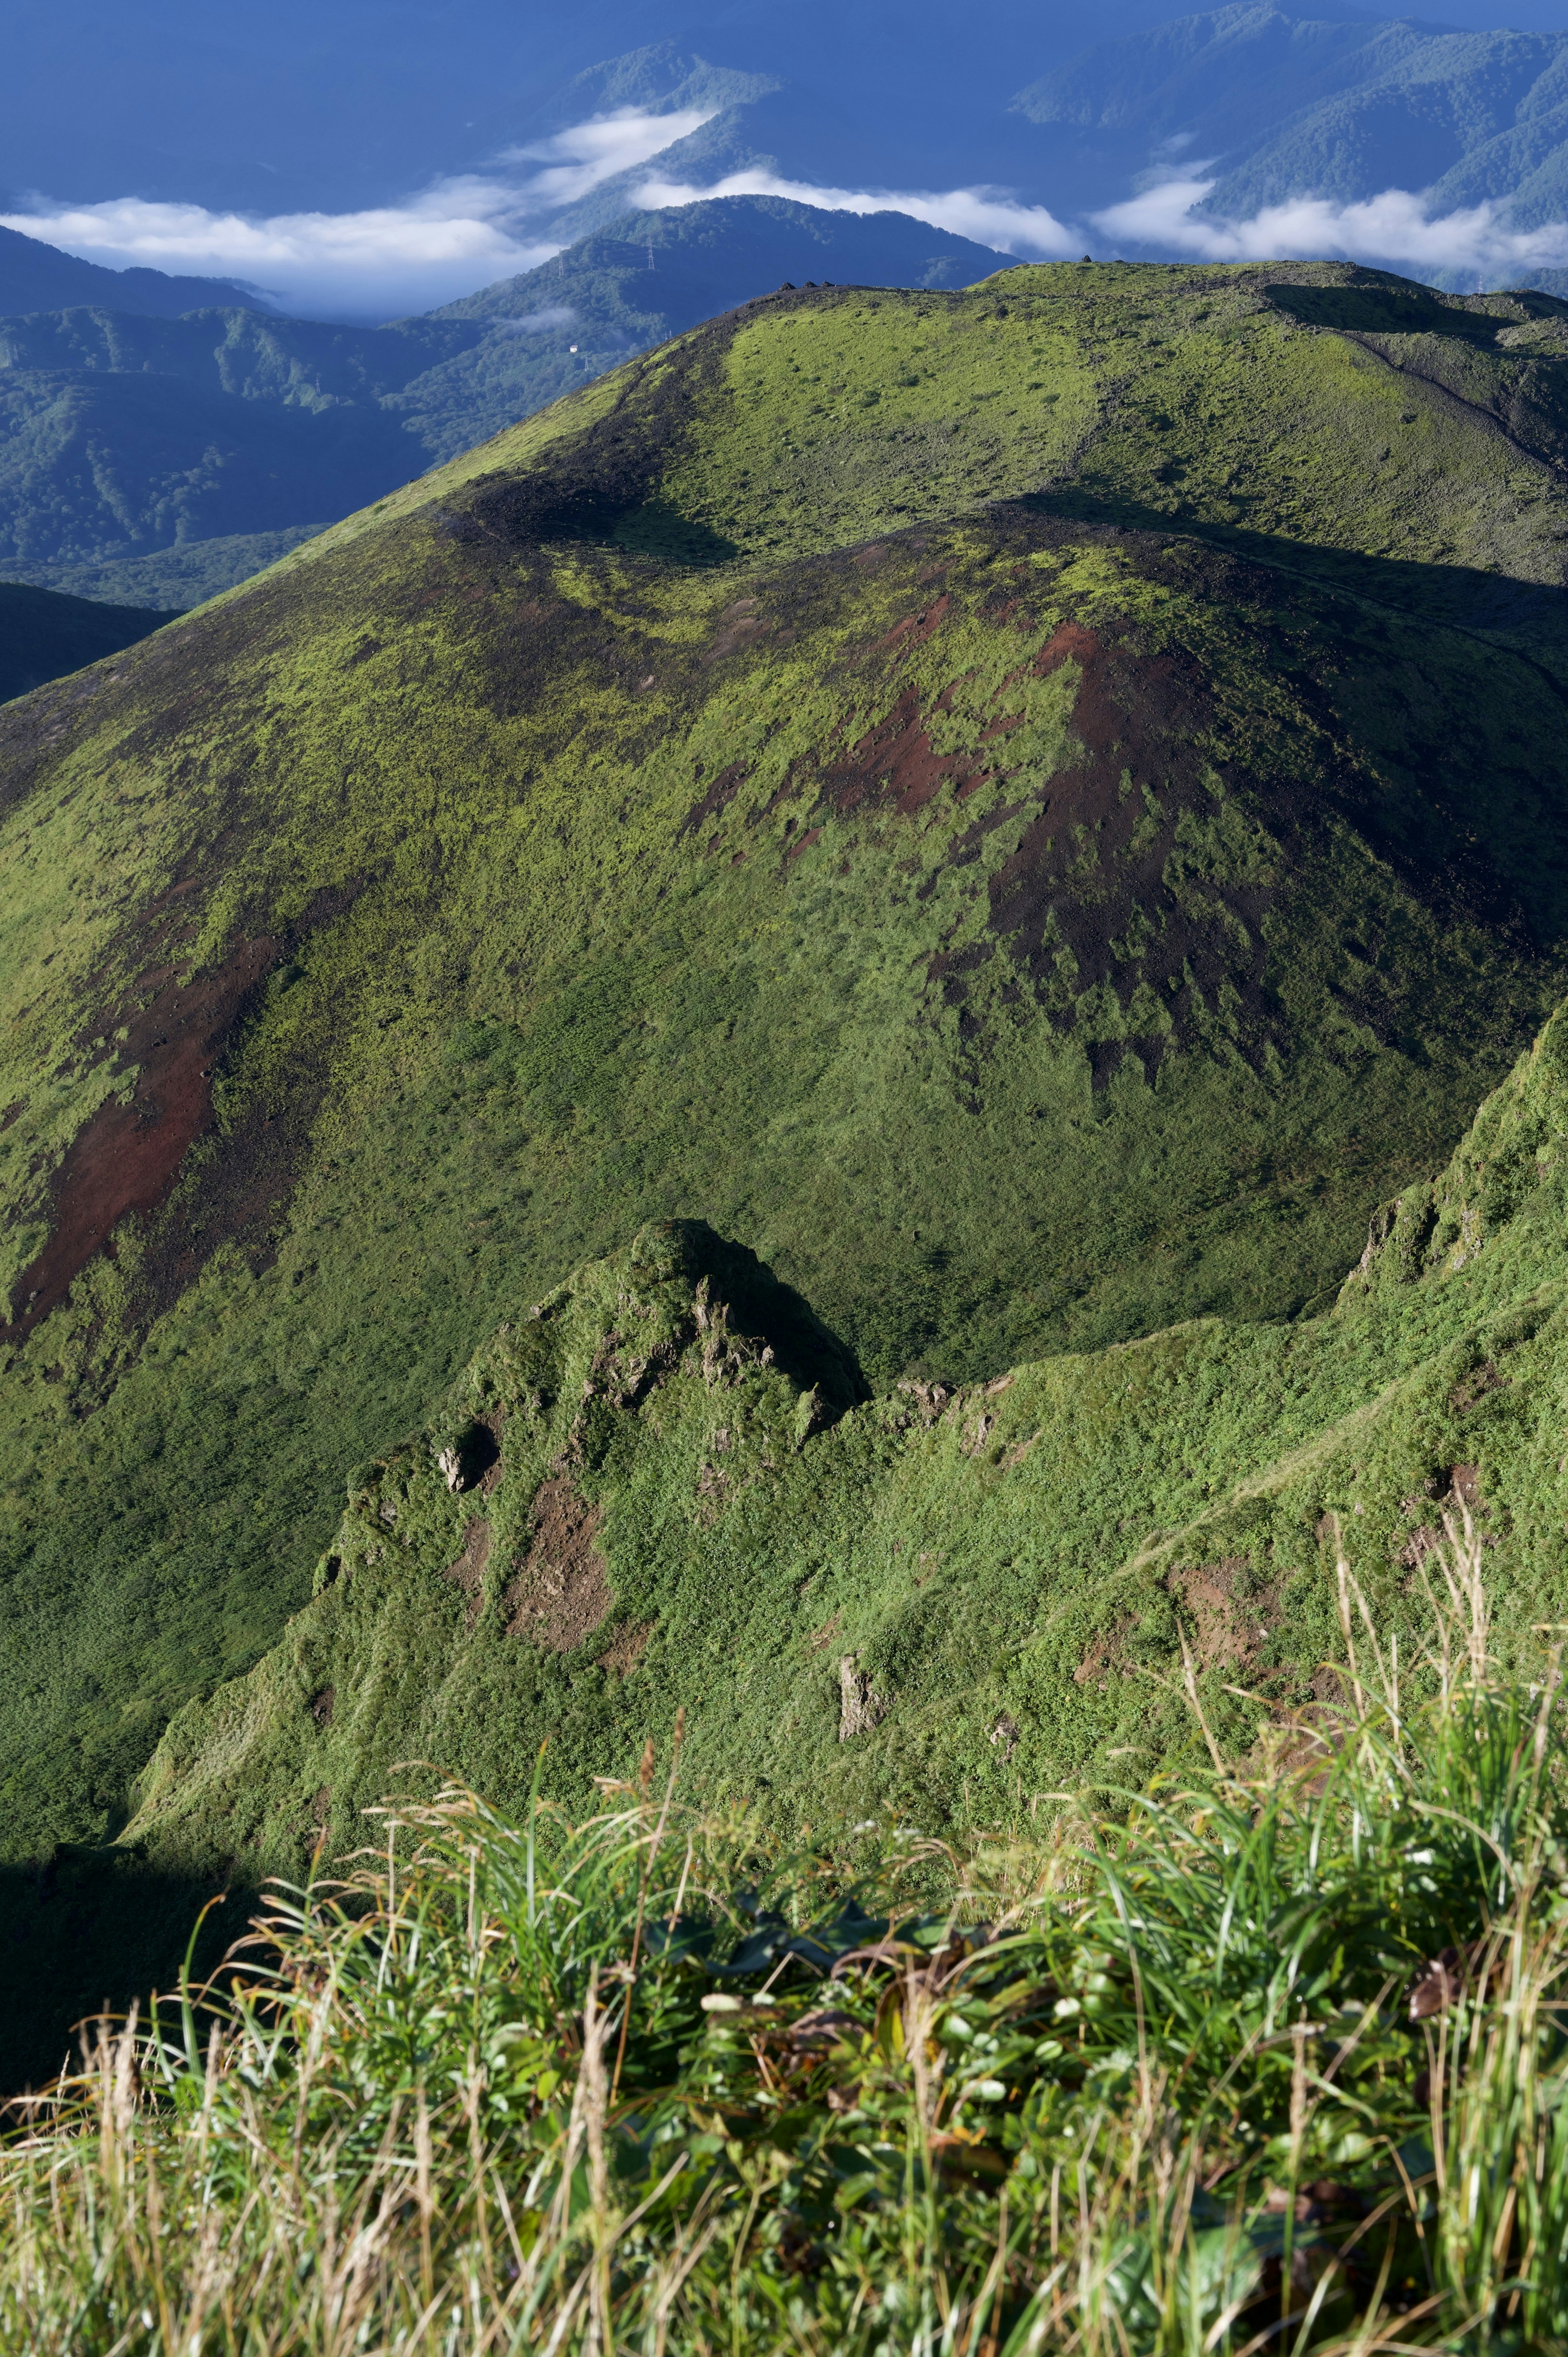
[13,95,1568,325]
[0,184,561,319]
[1093,176,1568,280]
[0,108,715,319]
[489,304,579,334]
[494,108,717,212]
[634,168,1078,259]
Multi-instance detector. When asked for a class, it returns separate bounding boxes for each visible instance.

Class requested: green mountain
[1016,5,1568,268]
[0,200,1003,611]
[0,578,168,705]
[7,256,1568,2080]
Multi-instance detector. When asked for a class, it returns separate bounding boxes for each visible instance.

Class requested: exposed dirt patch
[678,758,750,840]
[3,933,275,1336]
[1074,1617,1136,1689]
[807,1610,843,1655]
[309,1686,334,1729]
[882,593,952,650]
[1399,1464,1490,1569]
[1165,1558,1283,1682]
[1450,1361,1505,1413]
[987,620,1273,1080]
[599,1620,653,1675]
[442,1519,492,1631]
[503,1476,612,1650]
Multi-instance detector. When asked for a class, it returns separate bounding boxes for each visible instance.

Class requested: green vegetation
[7,1554,1568,2353]
[106,987,1568,1895]
[6,258,1568,2083]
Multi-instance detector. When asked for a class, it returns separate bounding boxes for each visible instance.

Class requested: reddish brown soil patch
[678,758,749,840]
[4,934,274,1336]
[986,624,1274,1081]
[1165,1558,1275,1677]
[882,594,951,649]
[442,1519,492,1631]
[503,1477,611,1650]
[599,1620,653,1675]
[309,1686,334,1729]
[765,581,1283,1085]
[1074,1617,1136,1689]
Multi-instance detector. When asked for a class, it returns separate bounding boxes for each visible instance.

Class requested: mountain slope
[0,223,262,319]
[1015,6,1568,244]
[121,993,1568,1887]
[0,201,1004,608]
[0,579,167,705]
[5,256,1568,2071]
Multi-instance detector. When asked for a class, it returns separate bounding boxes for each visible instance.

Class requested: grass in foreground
[4,1531,1568,2354]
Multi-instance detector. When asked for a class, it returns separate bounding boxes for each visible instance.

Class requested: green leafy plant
[6,1527,1568,2353]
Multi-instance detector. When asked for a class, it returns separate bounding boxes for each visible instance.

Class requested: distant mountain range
[0,222,260,319]
[0,199,1005,615]
[1018,4,1568,230]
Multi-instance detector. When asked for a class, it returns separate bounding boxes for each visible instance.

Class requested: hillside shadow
[1021,485,1568,656]
[1003,488,1568,958]
[1263,281,1510,345]
[0,1853,254,2099]
[661,1219,870,1413]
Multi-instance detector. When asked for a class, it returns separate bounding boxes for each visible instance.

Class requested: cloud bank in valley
[1093,176,1568,278]
[0,108,716,317]
[10,98,1568,320]
[633,168,1079,259]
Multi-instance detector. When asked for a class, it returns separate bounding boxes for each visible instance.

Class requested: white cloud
[0,108,716,320]
[1092,176,1568,279]
[0,184,562,319]
[633,168,1076,260]
[496,107,719,210]
[490,304,578,333]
